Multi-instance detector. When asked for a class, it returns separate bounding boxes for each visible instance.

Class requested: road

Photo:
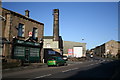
[2,57,120,80]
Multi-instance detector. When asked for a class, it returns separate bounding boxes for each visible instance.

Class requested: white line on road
[62,68,78,73]
[90,64,94,65]
[35,74,52,78]
[71,68,78,70]
[87,63,96,67]
[95,63,99,65]
[62,69,72,73]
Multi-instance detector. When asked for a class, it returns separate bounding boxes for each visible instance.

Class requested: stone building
[43,9,63,63]
[63,41,86,57]
[1,7,44,63]
[93,40,120,58]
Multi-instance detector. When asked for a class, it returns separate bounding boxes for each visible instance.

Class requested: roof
[64,41,86,44]
[2,8,44,25]
[43,36,53,39]
[0,37,11,44]
[43,36,62,39]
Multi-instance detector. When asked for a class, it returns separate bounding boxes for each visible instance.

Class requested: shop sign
[68,49,73,55]
[25,42,33,45]
[35,43,40,46]
[29,31,32,37]
[17,40,24,44]
[48,51,55,55]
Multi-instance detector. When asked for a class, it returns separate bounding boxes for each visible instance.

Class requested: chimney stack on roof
[53,9,59,41]
[25,10,30,18]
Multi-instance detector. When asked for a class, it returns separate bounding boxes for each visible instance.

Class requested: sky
[2,2,118,49]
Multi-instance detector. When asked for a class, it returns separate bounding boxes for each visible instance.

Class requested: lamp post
[82,38,84,43]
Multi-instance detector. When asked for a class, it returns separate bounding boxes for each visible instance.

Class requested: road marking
[79,62,83,63]
[71,68,78,70]
[62,69,72,73]
[35,74,52,78]
[87,63,95,67]
[90,64,94,65]
[95,63,99,64]
[62,68,78,73]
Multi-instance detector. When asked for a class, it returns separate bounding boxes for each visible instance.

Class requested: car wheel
[56,64,59,67]
[64,63,67,66]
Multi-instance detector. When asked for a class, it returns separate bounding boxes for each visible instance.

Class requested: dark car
[47,56,67,67]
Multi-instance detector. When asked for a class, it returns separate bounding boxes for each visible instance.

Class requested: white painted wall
[73,46,83,58]
[43,39,59,48]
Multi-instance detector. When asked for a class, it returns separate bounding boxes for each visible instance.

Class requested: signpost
[29,31,32,37]
[68,49,73,57]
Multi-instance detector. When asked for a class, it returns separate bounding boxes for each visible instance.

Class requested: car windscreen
[48,57,56,60]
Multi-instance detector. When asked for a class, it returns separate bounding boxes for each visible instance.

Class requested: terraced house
[1,7,44,63]
[92,40,120,58]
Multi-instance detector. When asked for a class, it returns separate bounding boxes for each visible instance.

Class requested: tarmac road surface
[2,58,120,80]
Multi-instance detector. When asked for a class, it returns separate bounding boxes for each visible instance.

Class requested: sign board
[68,49,73,55]
[15,39,40,47]
[29,31,32,37]
[48,50,55,55]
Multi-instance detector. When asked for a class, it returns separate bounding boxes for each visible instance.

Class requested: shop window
[18,23,25,37]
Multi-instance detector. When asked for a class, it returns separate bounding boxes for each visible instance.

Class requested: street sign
[48,51,55,55]
[29,31,32,37]
[68,49,73,55]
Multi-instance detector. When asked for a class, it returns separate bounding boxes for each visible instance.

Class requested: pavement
[2,59,87,73]
[2,63,47,73]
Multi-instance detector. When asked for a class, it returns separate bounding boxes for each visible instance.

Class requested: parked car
[47,56,67,67]
[90,54,93,58]
[62,56,68,61]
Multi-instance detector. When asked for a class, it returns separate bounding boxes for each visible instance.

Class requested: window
[46,43,51,48]
[18,23,25,37]
[32,27,38,39]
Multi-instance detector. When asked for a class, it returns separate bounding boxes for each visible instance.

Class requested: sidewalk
[2,63,47,73]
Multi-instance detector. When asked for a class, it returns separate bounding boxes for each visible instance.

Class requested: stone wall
[2,8,44,41]
[2,8,44,62]
[93,40,120,58]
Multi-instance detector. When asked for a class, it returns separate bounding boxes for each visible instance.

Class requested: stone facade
[53,9,59,41]
[1,8,44,62]
[92,40,120,58]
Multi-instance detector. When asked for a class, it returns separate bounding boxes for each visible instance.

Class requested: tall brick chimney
[53,9,59,41]
[25,10,30,18]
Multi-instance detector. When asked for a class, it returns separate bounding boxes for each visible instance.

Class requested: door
[73,47,83,58]
[25,48,30,62]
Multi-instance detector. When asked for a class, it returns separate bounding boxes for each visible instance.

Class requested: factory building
[63,41,86,58]
[43,9,63,63]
